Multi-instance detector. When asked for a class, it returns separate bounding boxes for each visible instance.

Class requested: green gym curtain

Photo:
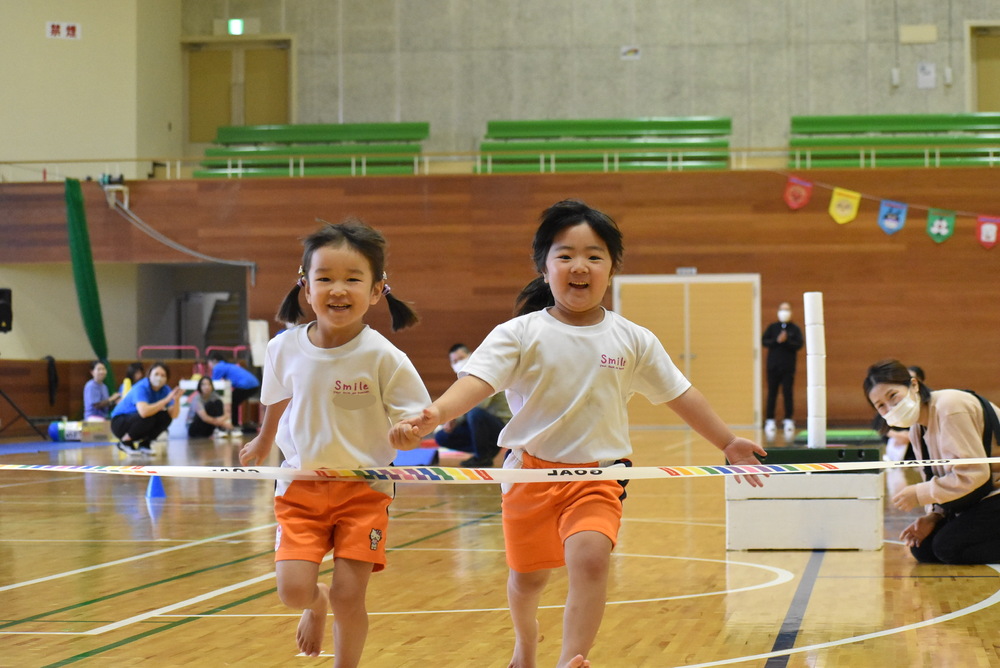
[65,178,115,390]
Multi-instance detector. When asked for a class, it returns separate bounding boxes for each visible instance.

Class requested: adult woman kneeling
[865,359,1000,564]
[110,362,183,454]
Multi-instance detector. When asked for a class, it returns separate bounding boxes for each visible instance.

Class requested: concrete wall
[180,0,1000,152]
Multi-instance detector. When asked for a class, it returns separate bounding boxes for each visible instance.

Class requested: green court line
[0,549,273,630]
[36,510,501,666]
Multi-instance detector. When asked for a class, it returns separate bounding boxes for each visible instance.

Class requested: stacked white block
[803,291,826,449]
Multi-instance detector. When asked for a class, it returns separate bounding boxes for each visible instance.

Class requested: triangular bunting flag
[829,188,861,224]
[977,216,999,250]
[784,176,813,210]
[926,209,955,243]
[877,200,907,235]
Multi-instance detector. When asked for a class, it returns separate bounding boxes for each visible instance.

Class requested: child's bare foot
[507,620,542,668]
[560,655,589,668]
[296,582,329,657]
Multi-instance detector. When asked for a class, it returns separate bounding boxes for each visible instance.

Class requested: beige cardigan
[910,389,1000,510]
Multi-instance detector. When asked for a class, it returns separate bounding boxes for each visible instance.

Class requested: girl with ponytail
[242,218,430,663]
[392,199,766,668]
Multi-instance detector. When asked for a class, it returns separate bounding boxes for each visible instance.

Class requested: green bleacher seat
[196,123,429,179]
[477,117,731,173]
[788,114,1000,168]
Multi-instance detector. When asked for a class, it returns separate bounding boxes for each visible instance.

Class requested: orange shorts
[274,480,392,571]
[501,452,629,572]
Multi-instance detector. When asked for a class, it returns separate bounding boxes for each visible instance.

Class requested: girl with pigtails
[391,200,766,668]
[240,218,430,666]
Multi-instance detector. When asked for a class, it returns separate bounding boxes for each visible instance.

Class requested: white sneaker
[764,419,777,440]
[229,429,244,438]
[783,419,796,439]
[212,429,227,440]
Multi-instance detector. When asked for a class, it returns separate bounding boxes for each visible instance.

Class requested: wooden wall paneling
[2,170,999,425]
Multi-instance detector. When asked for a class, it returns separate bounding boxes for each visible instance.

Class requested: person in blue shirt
[110,362,182,454]
[208,352,260,434]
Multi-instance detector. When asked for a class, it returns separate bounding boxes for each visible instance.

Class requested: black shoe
[460,455,495,468]
[116,441,136,455]
[137,441,153,454]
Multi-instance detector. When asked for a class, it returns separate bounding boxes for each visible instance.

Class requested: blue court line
[0,440,112,456]
[764,550,825,668]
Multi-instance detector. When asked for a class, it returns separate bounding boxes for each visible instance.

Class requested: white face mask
[882,388,921,428]
[777,309,792,323]
[451,359,467,376]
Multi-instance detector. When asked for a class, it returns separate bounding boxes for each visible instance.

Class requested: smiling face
[867,379,915,416]
[542,222,613,326]
[91,362,107,382]
[303,242,382,346]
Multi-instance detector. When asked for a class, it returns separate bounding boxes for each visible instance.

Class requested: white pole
[803,291,826,448]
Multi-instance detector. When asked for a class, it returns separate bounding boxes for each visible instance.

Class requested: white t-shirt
[261,323,430,491]
[461,308,691,463]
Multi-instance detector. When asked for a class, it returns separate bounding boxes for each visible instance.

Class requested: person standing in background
[762,301,803,441]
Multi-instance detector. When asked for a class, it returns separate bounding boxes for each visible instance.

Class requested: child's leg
[507,567,550,668]
[558,530,613,668]
[275,559,327,657]
[329,557,375,668]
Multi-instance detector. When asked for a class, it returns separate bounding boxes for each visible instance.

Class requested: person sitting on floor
[433,343,511,467]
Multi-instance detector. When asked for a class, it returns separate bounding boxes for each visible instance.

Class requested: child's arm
[666,386,768,487]
[239,398,289,466]
[389,375,496,449]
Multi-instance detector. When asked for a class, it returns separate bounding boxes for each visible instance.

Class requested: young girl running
[390,199,767,668]
[240,219,430,666]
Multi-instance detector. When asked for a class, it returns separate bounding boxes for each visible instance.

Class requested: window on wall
[184,40,291,144]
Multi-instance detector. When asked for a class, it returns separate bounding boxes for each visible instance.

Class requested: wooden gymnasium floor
[2,429,999,668]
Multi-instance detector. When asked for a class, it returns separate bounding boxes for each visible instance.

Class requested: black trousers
[765,365,795,421]
[111,411,172,445]
[230,387,258,427]
[910,494,1000,564]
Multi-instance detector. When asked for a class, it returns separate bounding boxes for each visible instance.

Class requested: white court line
[0,523,276,593]
[677,563,1000,668]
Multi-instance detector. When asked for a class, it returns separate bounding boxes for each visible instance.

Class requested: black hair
[448,343,469,355]
[197,376,215,394]
[863,359,932,436]
[277,218,419,331]
[514,199,624,316]
[89,360,105,372]
[907,365,926,382]
[148,362,170,380]
[125,362,145,381]
[208,351,226,363]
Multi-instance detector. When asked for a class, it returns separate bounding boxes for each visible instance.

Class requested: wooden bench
[195,122,430,178]
[477,117,731,174]
[788,114,1000,168]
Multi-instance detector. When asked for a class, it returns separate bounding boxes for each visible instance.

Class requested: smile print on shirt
[331,377,377,409]
[600,354,627,370]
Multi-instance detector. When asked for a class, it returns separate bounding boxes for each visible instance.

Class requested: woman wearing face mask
[110,362,183,455]
[865,359,1000,564]
[762,301,803,440]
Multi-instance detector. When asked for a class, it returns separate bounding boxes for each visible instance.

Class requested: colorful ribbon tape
[1,457,998,484]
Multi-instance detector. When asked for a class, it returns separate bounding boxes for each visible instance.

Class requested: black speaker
[0,288,11,333]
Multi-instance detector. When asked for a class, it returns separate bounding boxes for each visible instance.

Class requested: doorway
[613,274,761,429]
[967,23,1000,111]
[184,39,292,147]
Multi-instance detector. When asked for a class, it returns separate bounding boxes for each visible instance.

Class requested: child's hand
[240,436,271,467]
[389,406,442,450]
[724,437,768,487]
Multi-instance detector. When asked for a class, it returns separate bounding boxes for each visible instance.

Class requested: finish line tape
[1,457,999,484]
